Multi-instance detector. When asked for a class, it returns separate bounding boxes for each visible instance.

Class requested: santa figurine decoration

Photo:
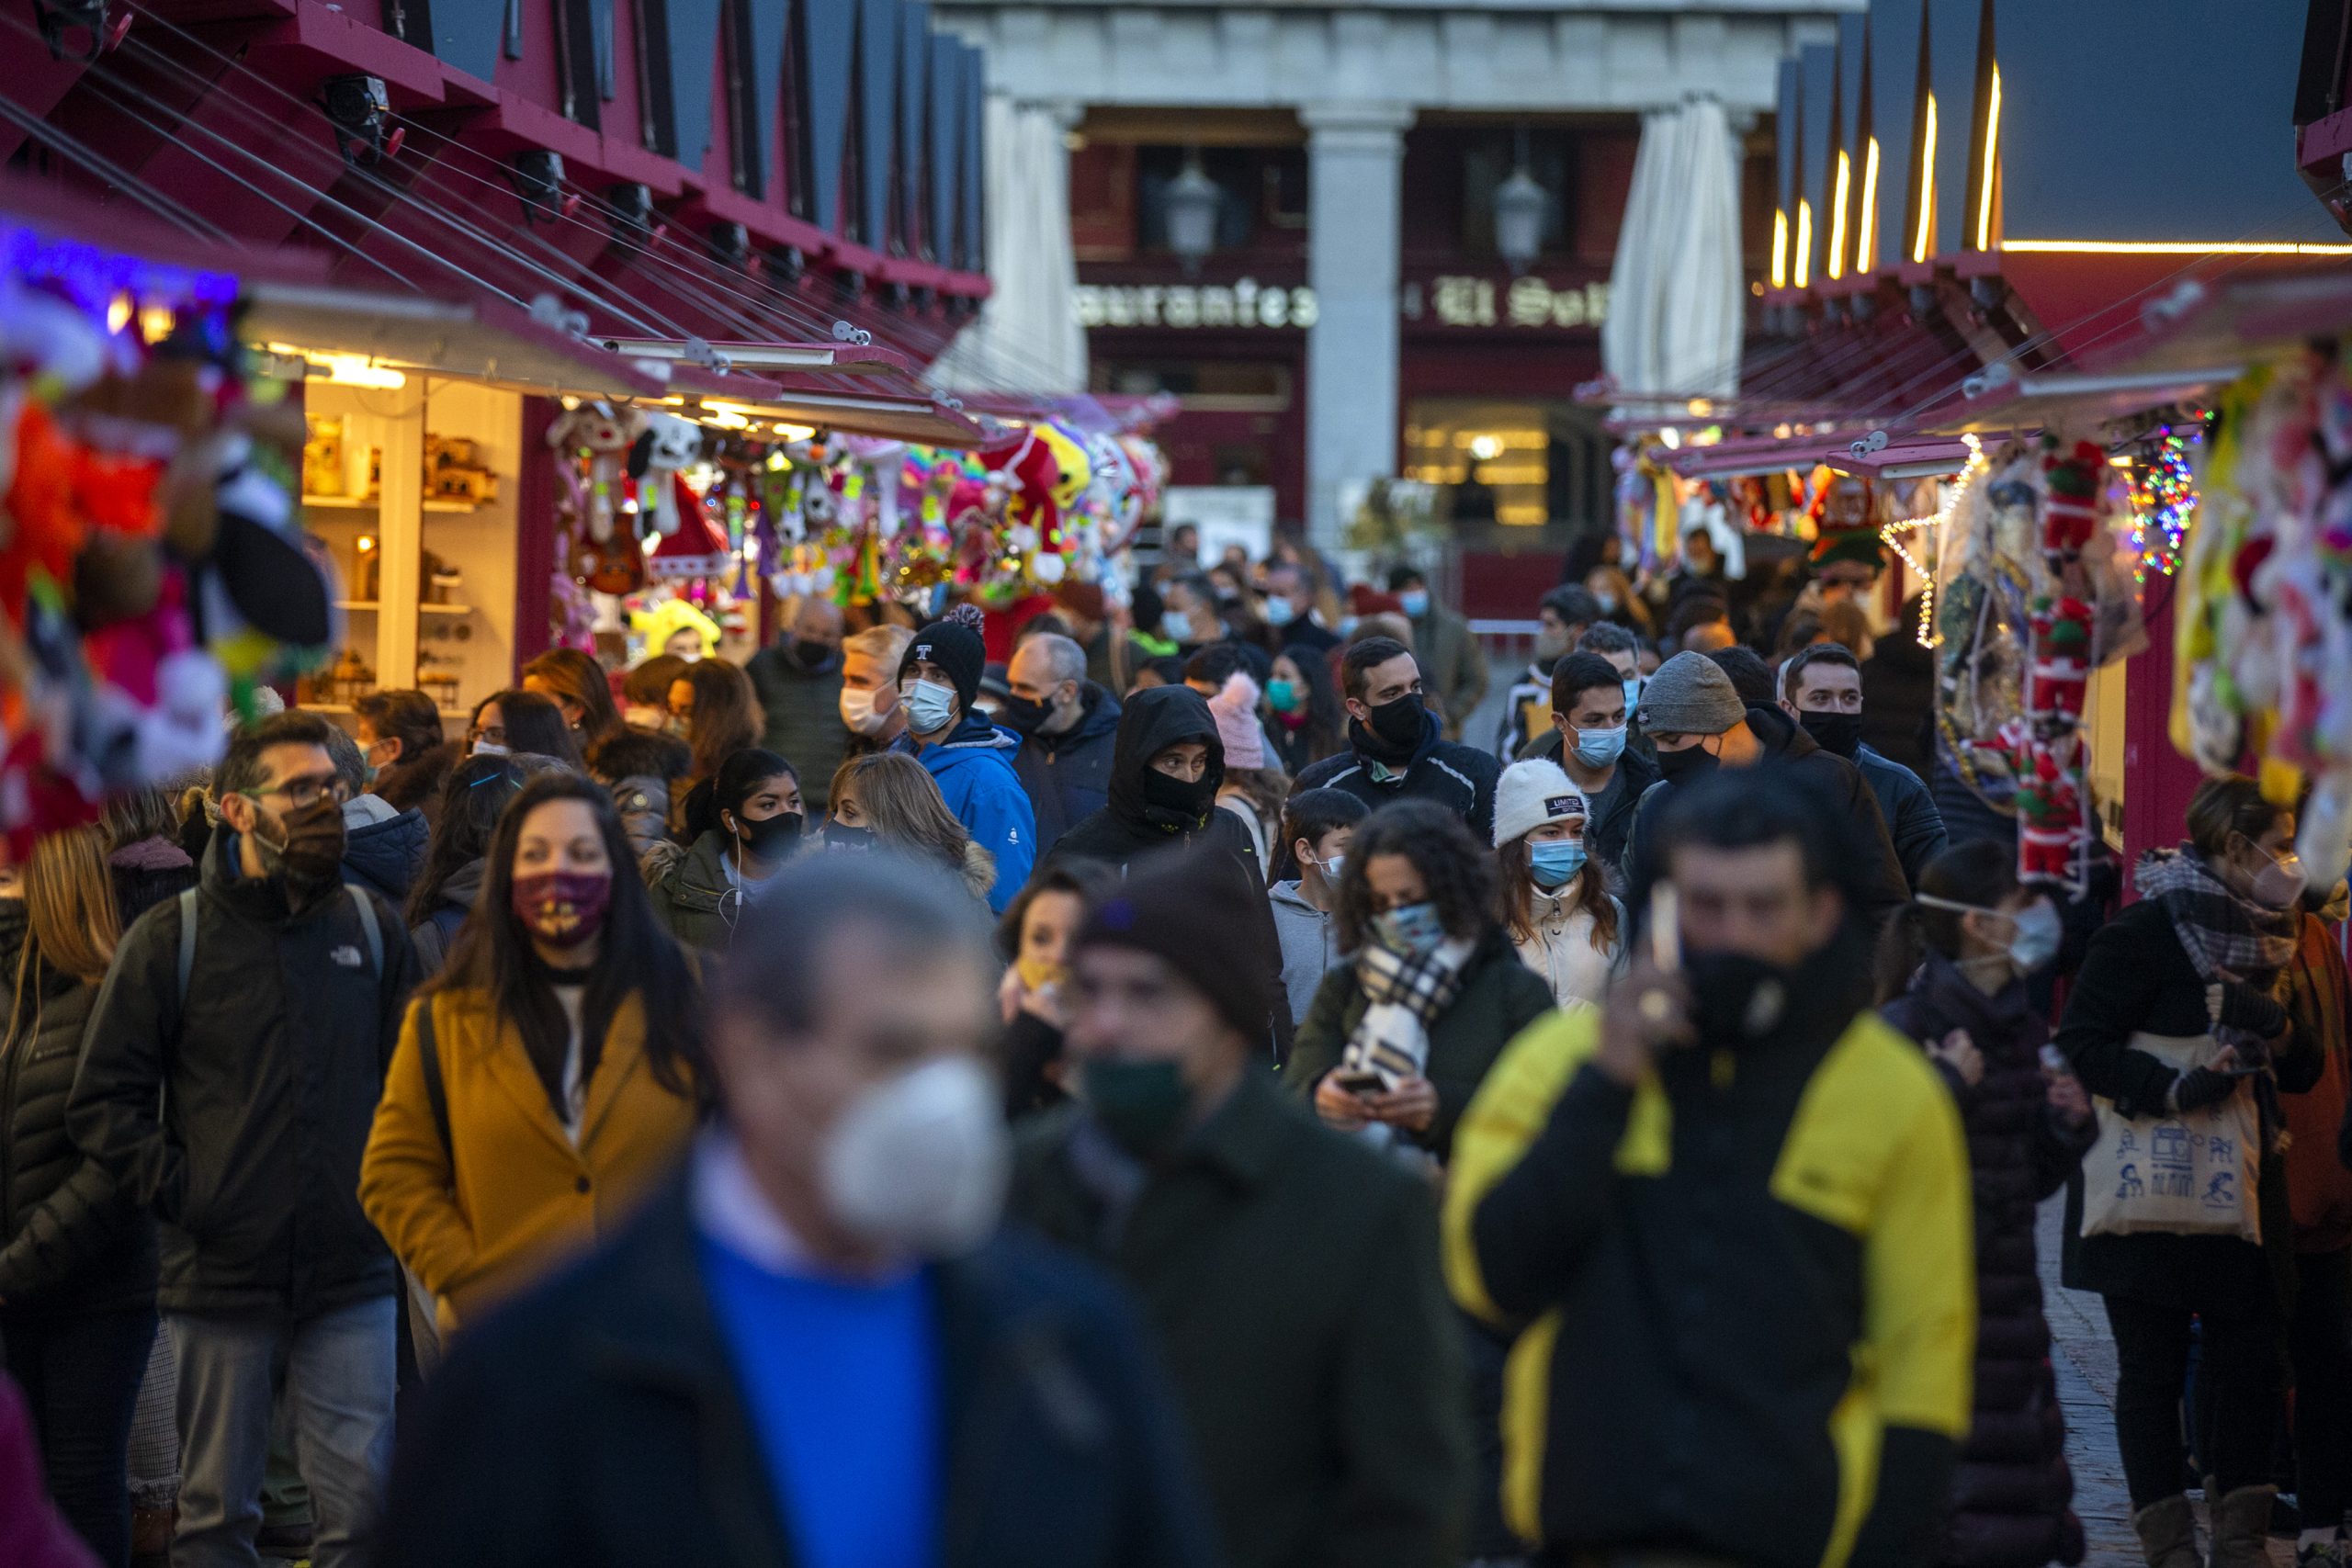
[2016,732,2086,886]
[2027,595,2094,724]
[2040,438,2105,565]
[645,474,732,582]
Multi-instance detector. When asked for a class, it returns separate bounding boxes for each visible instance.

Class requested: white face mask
[839,685,886,736]
[819,1057,1008,1258]
[901,677,959,737]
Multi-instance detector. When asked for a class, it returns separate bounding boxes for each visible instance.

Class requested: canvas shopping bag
[2078,1029,2261,1243]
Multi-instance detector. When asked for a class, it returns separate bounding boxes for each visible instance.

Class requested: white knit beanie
[1492,759,1588,848]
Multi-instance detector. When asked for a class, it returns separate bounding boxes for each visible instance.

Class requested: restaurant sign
[1076,274,1608,332]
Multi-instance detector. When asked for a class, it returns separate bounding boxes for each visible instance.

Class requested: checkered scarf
[2133,845,2300,985]
[1342,938,1471,1084]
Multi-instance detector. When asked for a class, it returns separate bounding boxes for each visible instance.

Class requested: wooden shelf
[304,496,485,514]
[335,601,475,615]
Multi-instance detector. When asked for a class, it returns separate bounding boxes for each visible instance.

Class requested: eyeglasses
[468,725,507,747]
[247,774,349,811]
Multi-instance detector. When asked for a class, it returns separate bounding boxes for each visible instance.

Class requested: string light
[2125,423,2199,583]
[1883,433,1984,649]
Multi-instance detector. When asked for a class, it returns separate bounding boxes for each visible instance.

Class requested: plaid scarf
[1342,938,1470,1085]
[2133,845,2300,985]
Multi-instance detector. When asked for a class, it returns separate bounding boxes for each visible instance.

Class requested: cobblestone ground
[2039,1198,2296,1567]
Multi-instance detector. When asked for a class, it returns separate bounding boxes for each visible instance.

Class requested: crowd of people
[3,520,2351,1568]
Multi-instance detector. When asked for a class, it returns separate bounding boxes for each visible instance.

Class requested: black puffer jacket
[1883,951,2091,1568]
[0,944,157,1314]
[68,832,415,1317]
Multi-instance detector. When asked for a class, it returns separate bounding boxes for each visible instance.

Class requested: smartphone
[1332,1069,1389,1096]
[1648,884,1680,972]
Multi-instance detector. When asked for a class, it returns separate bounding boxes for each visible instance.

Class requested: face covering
[1398,589,1430,618]
[999,693,1051,735]
[1160,609,1193,642]
[266,795,347,890]
[1535,628,1570,663]
[1265,678,1300,714]
[1654,738,1721,784]
[1375,901,1446,954]
[734,810,804,860]
[822,820,876,852]
[1362,692,1426,754]
[1594,591,1620,614]
[1262,597,1297,628]
[1917,893,2063,974]
[819,1057,1008,1258]
[2250,843,2308,910]
[1080,1056,1193,1160]
[789,637,838,671]
[1529,839,1588,890]
[1623,675,1644,715]
[839,686,887,736]
[1308,852,1345,885]
[901,677,958,736]
[510,870,613,950]
[1797,710,1865,759]
[1015,954,1068,994]
[1571,724,1627,769]
[1684,949,1794,1043]
[473,739,512,757]
[1142,767,1216,830]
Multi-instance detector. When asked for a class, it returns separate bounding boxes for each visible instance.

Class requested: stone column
[1301,101,1411,547]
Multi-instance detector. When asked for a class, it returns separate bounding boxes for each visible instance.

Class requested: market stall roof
[668,380,987,448]
[597,336,919,379]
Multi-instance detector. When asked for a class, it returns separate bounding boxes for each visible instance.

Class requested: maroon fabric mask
[511,871,612,949]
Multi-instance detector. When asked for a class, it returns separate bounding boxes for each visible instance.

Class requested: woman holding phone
[1283,799,1554,1166]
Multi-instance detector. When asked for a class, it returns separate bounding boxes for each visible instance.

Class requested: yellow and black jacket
[1444,991,1974,1568]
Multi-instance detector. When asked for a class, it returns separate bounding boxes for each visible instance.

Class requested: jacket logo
[329,944,364,968]
[1545,795,1577,816]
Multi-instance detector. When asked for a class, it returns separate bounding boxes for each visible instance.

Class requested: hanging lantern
[1165,152,1221,277]
[1494,164,1547,277]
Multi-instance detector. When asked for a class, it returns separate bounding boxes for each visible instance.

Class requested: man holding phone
[1442,768,1974,1568]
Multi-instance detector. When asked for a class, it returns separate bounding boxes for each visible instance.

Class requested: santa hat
[1207,672,1264,769]
[1493,759,1588,848]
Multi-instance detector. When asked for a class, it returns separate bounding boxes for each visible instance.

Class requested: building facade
[937,0,1858,548]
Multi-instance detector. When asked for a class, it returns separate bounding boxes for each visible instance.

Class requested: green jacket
[643,832,741,953]
[1410,606,1487,742]
[1010,1072,1469,1568]
[1283,929,1556,1163]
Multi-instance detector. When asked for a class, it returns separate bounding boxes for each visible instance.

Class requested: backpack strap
[415,998,451,1169]
[175,887,198,1004]
[346,884,384,976]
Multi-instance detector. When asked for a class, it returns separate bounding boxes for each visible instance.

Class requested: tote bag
[2078,1026,2261,1244]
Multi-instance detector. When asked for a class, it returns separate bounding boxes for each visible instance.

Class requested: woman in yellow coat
[362,773,705,1335]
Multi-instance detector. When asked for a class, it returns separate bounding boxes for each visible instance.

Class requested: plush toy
[2017,733,2086,886]
[2041,438,2105,564]
[548,404,640,543]
[645,475,732,582]
[2028,595,2094,724]
[628,413,703,537]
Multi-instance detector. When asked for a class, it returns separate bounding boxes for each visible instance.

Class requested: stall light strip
[1857,138,1880,274]
[1914,95,1937,265]
[2002,239,2352,255]
[1828,152,1850,281]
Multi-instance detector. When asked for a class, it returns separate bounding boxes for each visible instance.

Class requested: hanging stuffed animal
[628,412,703,538]
[2017,731,2086,887]
[2041,438,2106,565]
[2026,595,2094,725]
[548,403,640,543]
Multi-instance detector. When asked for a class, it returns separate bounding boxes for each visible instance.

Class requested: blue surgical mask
[1262,596,1297,627]
[1622,675,1644,715]
[1374,901,1446,953]
[1529,840,1588,890]
[1309,852,1345,884]
[902,677,958,736]
[2005,900,2064,972]
[1398,589,1430,618]
[1571,724,1627,769]
[1160,609,1193,641]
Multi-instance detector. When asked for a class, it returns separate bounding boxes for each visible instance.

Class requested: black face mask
[1683,949,1796,1044]
[1141,767,1216,831]
[1798,710,1864,759]
[1654,739,1721,784]
[789,638,837,671]
[999,693,1051,736]
[734,810,804,859]
[821,820,875,852]
[1353,693,1427,761]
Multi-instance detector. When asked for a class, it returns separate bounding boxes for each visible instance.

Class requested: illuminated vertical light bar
[1913,94,1937,263]
[1974,64,2001,251]
[1858,137,1880,274]
[1794,200,1814,288]
[1827,152,1850,280]
[1771,209,1790,289]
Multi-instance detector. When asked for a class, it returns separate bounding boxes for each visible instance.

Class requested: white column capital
[1298,101,1416,145]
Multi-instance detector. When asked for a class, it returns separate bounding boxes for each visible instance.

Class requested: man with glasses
[73,712,418,1568]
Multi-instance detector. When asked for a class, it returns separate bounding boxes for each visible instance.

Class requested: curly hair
[1333,799,1498,951]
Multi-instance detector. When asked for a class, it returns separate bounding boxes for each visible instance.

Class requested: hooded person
[897,606,1037,913]
[1049,684,1290,1055]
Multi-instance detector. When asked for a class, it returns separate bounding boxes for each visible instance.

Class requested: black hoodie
[1049,686,1290,1059]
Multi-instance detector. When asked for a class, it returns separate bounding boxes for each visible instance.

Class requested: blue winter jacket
[917,712,1037,911]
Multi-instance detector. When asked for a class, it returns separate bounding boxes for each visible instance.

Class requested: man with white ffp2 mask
[374,852,1218,1568]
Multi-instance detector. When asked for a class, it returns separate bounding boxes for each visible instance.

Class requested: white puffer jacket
[1513,886,1628,1010]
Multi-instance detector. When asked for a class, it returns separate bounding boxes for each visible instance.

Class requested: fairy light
[1883,433,1984,649]
[2125,423,2200,583]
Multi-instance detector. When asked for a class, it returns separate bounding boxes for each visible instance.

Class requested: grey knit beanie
[1637,650,1747,736]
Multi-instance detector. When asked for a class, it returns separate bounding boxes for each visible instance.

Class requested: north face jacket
[68,832,416,1318]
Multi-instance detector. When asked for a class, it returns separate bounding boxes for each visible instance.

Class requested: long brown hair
[680,660,760,784]
[523,647,624,751]
[831,752,986,883]
[13,827,123,1043]
[1497,835,1618,952]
